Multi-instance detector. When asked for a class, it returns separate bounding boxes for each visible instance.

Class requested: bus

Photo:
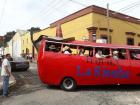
[32,35,140,91]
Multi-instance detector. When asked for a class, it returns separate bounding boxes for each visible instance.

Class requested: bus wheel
[61,77,77,91]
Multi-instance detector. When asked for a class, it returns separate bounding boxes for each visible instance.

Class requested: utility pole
[12,38,13,57]
[3,36,5,55]
[107,3,110,43]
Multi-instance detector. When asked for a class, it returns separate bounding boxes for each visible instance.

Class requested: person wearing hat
[63,46,72,54]
[113,50,119,60]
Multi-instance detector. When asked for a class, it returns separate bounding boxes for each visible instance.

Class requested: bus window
[78,46,93,57]
[45,42,62,52]
[112,49,126,59]
[129,49,140,60]
[62,44,77,55]
[95,48,110,58]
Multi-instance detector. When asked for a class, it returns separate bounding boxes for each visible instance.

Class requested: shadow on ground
[47,85,140,92]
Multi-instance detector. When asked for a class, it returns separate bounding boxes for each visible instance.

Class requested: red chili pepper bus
[32,36,140,91]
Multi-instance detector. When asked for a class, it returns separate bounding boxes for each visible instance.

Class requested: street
[1,63,140,105]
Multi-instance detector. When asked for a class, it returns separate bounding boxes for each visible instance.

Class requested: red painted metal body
[37,39,140,86]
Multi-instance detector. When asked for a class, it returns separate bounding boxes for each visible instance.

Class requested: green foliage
[3,31,16,47]
[28,27,41,34]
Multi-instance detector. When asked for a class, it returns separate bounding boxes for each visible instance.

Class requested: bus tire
[60,77,77,91]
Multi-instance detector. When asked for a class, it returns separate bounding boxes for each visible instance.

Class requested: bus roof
[71,41,140,49]
[44,37,140,50]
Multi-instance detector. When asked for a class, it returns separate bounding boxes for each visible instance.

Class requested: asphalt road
[1,63,140,105]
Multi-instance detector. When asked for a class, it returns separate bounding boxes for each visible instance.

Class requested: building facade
[21,31,37,59]
[12,30,27,57]
[21,31,32,55]
[33,5,140,46]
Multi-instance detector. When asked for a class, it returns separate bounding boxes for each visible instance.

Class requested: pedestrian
[29,54,32,62]
[1,54,12,97]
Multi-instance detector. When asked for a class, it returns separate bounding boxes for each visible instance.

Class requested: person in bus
[49,44,56,52]
[79,48,85,56]
[112,50,119,60]
[119,52,125,59]
[63,46,72,54]
[95,50,106,58]
[89,50,93,57]
[130,51,140,60]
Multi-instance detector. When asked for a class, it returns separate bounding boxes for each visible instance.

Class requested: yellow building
[34,5,140,46]
[21,31,38,59]
[21,32,32,55]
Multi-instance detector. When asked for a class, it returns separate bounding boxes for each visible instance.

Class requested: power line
[19,0,62,28]
[29,0,69,26]
[11,0,140,35]
[63,1,140,36]
[110,0,127,5]
[36,0,140,36]
[117,0,140,12]
[68,0,88,7]
[120,2,140,13]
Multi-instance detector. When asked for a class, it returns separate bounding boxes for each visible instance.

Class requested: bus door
[111,49,131,84]
[129,49,140,84]
[93,47,115,85]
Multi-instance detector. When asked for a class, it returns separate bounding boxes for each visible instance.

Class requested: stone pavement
[0,75,16,92]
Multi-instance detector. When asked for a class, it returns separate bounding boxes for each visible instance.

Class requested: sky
[0,0,140,35]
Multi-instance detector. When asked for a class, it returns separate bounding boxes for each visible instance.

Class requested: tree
[3,31,16,47]
[0,36,4,47]
[29,27,41,51]
[28,27,41,33]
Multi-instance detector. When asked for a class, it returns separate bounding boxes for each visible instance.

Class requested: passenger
[135,54,140,60]
[131,52,140,60]
[79,48,85,56]
[89,50,93,57]
[113,51,119,60]
[95,50,106,58]
[56,47,61,52]
[130,52,135,59]
[49,45,56,51]
[63,46,72,54]
[118,52,125,59]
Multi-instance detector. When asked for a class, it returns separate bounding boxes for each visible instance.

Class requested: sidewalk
[0,75,16,92]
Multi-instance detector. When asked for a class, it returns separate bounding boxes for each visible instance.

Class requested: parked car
[10,57,29,71]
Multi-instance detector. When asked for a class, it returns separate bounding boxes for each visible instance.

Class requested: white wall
[13,40,22,57]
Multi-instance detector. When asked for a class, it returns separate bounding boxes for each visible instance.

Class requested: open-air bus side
[32,36,140,91]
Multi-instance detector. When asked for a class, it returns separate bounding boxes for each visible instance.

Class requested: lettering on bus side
[86,57,115,66]
[76,65,130,79]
